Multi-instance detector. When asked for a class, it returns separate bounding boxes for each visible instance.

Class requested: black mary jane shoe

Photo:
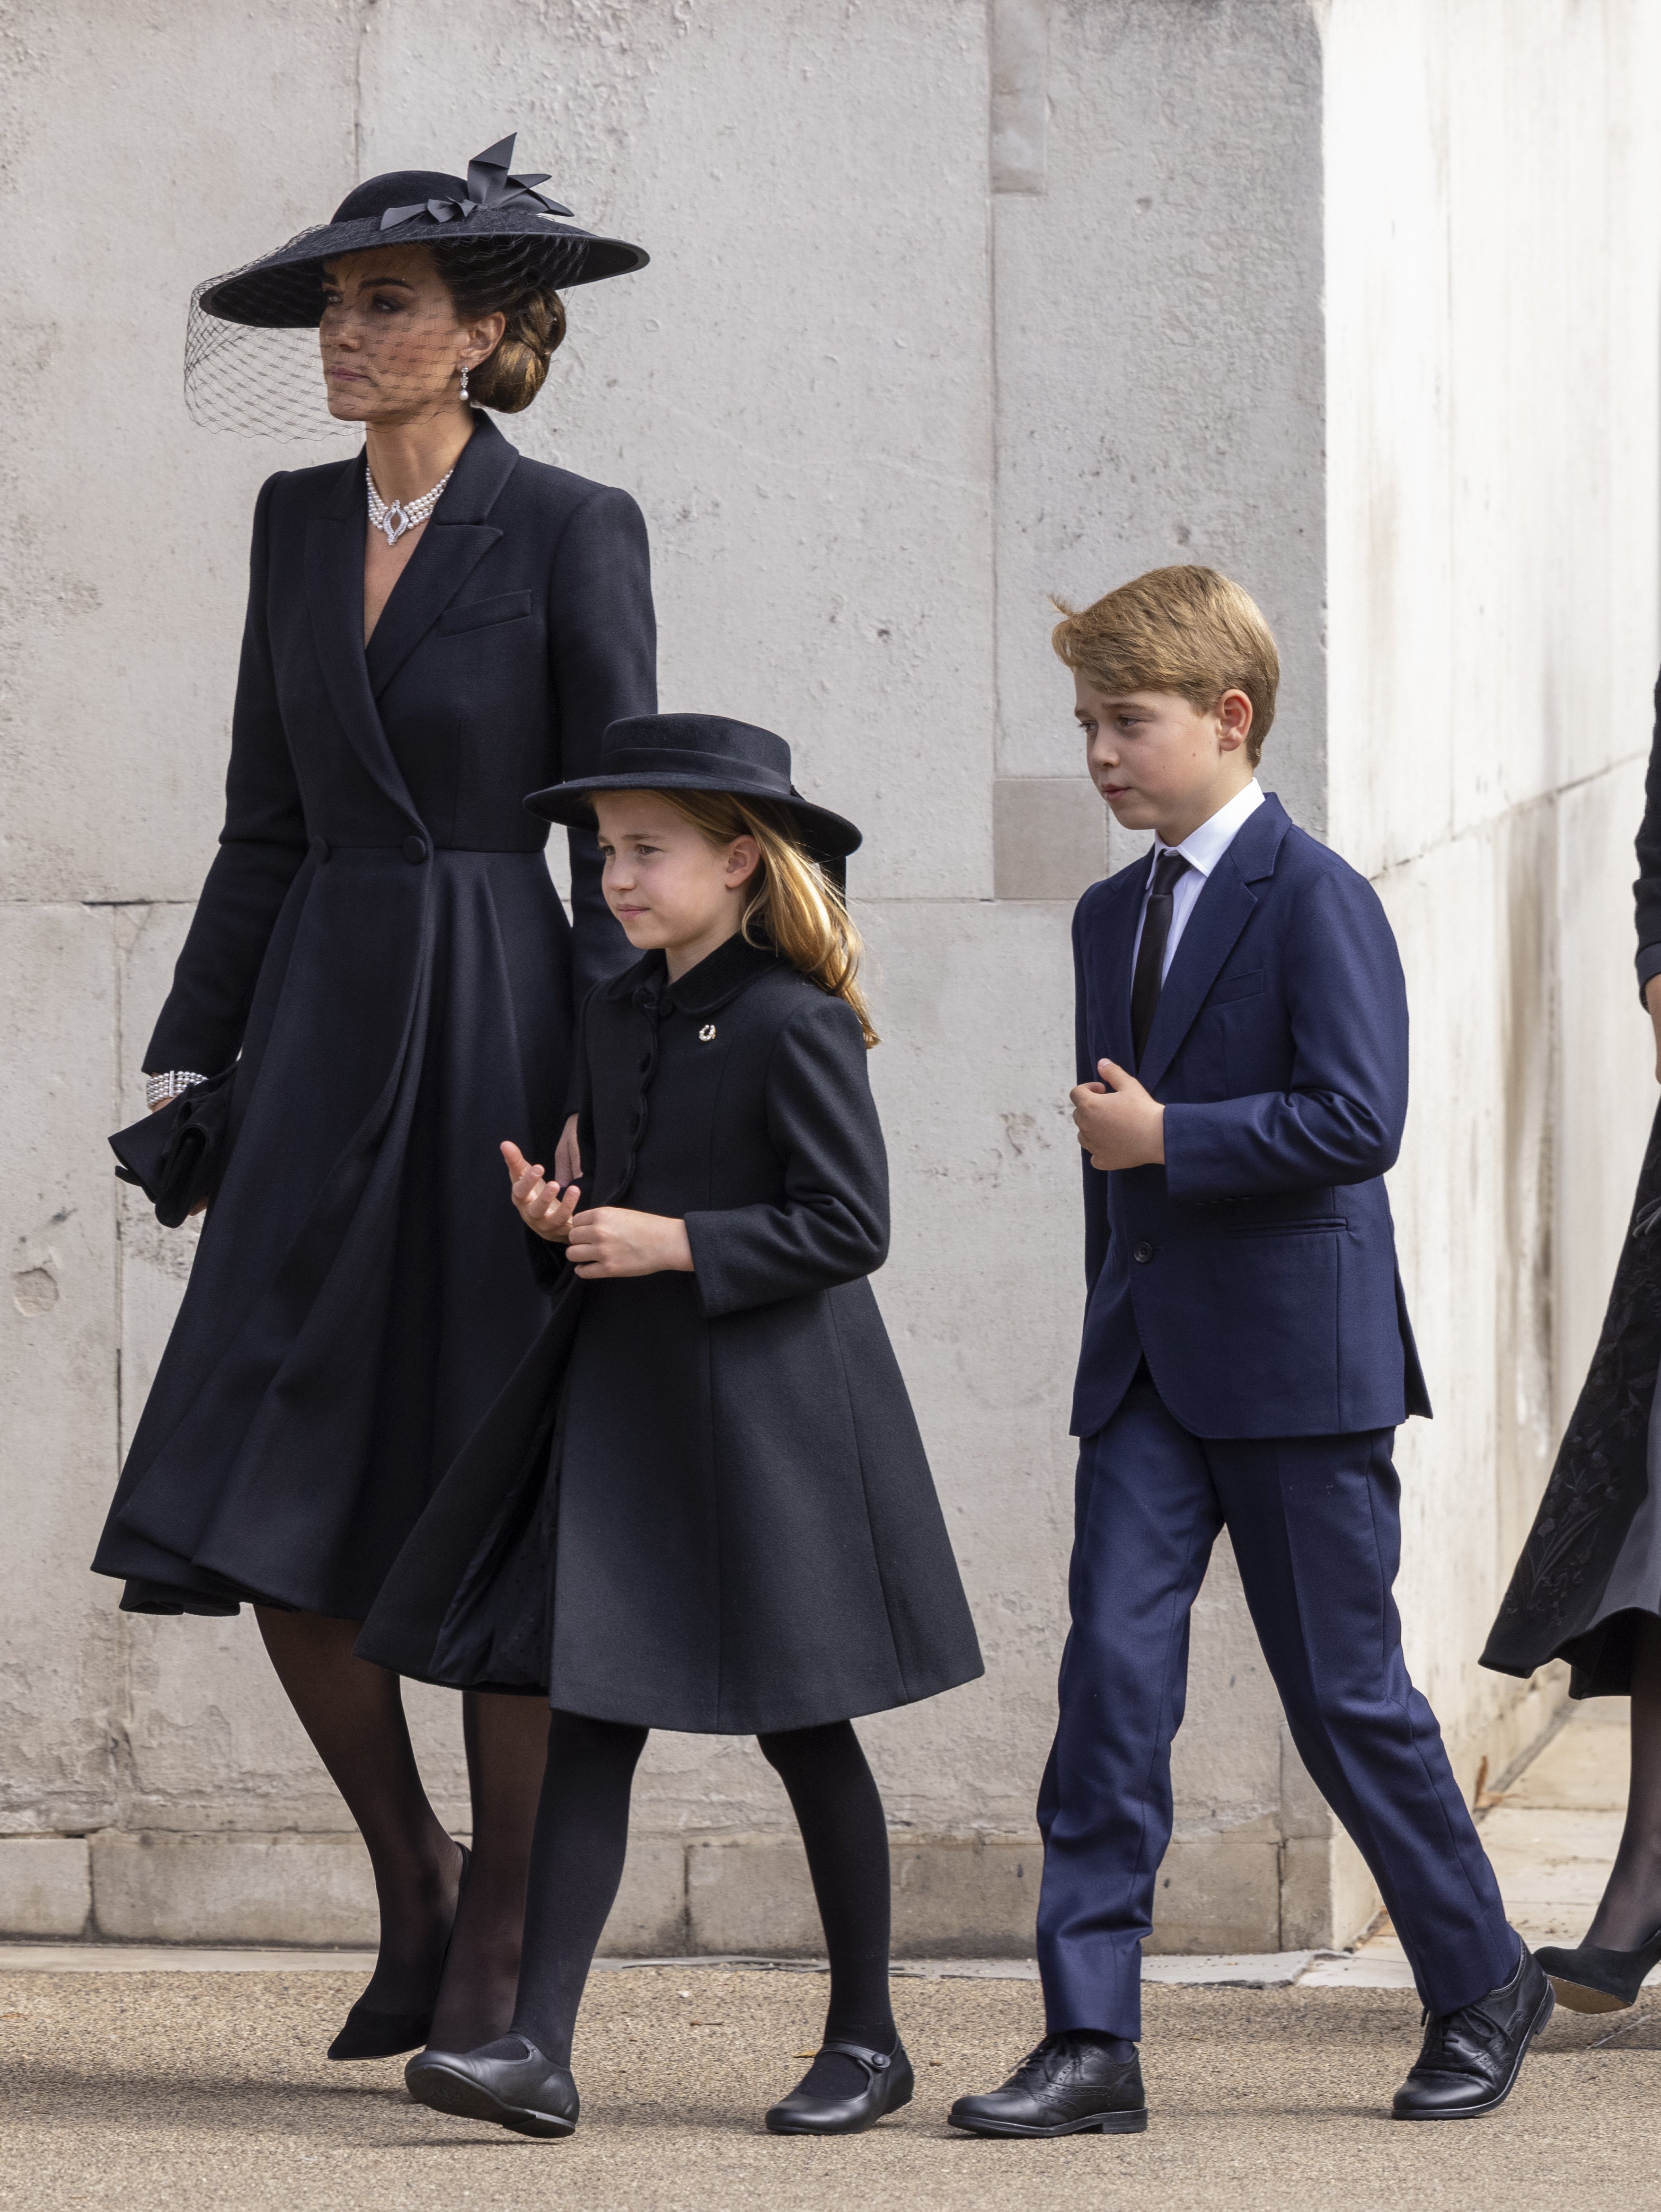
[405,2036,579,2141]
[327,1843,470,2062]
[765,2039,915,2135]
[1392,1942,1553,2121]
[1535,1926,1661,2014]
[948,2031,1147,2138]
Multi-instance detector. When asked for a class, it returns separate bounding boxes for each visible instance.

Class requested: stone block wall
[2,0,1658,1957]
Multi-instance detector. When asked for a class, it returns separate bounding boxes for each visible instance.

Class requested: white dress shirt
[1131,778,1265,982]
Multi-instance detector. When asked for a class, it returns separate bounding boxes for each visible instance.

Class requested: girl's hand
[565,1207,693,1280]
[502,1140,579,1243]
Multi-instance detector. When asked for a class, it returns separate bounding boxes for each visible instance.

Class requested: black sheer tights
[1587,1613,1661,1950]
[429,1692,550,2050]
[255,1610,548,2045]
[506,1713,895,2096]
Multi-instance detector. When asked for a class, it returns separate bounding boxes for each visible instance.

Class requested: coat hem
[521,1665,985,1735]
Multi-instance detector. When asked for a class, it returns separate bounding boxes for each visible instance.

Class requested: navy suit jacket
[1071,793,1431,1441]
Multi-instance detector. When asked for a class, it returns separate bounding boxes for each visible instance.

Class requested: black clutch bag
[110,1070,235,1228]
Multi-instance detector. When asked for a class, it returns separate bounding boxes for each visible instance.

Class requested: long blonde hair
[654,789,878,1048]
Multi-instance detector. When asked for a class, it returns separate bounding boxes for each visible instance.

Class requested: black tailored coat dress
[356,935,985,1735]
[1484,667,1661,1696]
[91,412,655,1621]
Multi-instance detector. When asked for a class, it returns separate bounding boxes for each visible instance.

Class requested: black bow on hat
[379,133,574,230]
[194,129,647,328]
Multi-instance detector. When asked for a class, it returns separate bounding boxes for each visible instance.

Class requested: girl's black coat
[91,414,654,1619]
[358,937,985,1735]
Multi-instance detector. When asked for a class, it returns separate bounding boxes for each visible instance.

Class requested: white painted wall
[1323,0,1661,1811]
[1,0,1656,1954]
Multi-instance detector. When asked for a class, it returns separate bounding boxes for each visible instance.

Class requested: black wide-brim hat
[527,714,863,862]
[199,133,647,328]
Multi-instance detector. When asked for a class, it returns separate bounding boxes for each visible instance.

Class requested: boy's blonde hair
[1051,565,1280,766]
[654,790,879,1049]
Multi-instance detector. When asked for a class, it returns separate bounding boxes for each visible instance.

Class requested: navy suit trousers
[1036,1377,1515,2038]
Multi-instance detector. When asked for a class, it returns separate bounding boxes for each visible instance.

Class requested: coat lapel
[364,414,519,699]
[304,457,422,829]
[1086,857,1150,1077]
[1136,795,1291,1095]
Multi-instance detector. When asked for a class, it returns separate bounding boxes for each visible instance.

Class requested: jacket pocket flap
[439,590,534,635]
[1209,968,1263,1005]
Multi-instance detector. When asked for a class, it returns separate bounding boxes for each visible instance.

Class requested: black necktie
[1131,849,1192,1066]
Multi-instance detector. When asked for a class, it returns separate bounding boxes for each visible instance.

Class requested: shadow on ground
[2,1966,1660,2210]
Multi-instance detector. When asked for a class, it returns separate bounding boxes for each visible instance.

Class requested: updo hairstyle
[433,239,568,413]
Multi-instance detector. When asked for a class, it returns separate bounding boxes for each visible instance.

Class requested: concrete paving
[4,1964,1661,2212]
[2,1700,1652,2209]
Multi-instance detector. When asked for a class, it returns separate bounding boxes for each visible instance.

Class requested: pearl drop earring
[459,362,470,403]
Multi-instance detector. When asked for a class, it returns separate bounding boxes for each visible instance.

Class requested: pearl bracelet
[145,1071,208,1109]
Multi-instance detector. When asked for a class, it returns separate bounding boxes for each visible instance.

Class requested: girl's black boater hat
[526,714,864,862]
[198,133,647,327]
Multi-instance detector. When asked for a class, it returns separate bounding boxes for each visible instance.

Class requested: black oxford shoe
[405,2036,579,2139]
[948,2032,1148,2137]
[1392,1943,1553,2120]
[765,2039,915,2134]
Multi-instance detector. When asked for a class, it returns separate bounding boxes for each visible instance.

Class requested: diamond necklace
[366,460,454,547]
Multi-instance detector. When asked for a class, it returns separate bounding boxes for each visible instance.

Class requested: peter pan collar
[604,934,781,1017]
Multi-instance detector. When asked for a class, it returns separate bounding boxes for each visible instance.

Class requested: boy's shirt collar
[1151,778,1264,879]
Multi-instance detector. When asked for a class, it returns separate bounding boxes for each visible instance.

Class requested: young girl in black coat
[382,713,983,2140]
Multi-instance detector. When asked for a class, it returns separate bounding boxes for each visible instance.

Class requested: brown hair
[434,241,567,413]
[1051,565,1280,765]
[653,791,879,1049]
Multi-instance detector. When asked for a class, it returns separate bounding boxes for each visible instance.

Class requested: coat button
[401,835,429,865]
[1132,1241,1155,1264]
[309,834,330,864]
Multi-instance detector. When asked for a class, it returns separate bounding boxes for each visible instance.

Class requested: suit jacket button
[309,834,330,865]
[402,835,429,865]
[1132,1241,1155,1264]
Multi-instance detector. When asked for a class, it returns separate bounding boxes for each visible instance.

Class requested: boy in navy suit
[951,567,1548,2136]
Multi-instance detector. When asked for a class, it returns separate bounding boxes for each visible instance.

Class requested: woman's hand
[502,1140,579,1242]
[1647,974,1661,1084]
[148,1096,209,1216]
[554,1112,582,1188]
[565,1207,693,1280]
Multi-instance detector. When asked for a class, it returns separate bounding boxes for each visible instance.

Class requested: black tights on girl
[507,1711,896,2094]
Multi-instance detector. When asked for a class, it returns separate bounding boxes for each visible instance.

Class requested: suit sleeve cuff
[1638,943,1661,1000]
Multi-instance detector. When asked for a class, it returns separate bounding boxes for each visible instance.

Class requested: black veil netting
[184,230,598,439]
[181,138,646,439]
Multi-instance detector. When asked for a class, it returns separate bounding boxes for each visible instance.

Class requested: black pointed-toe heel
[1535,1926,1661,2014]
[406,2037,579,2140]
[327,1843,470,2062]
[764,2040,915,2135]
[327,2004,435,2062]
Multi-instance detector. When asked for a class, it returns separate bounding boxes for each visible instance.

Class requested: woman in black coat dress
[91,140,654,2056]
[1483,668,1661,2008]
[359,715,983,2140]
